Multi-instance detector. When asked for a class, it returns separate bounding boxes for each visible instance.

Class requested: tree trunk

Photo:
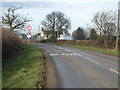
[10,24,14,31]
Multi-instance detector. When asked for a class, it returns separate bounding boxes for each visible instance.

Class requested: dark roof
[42,30,63,35]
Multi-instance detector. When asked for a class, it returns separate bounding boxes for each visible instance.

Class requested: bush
[2,28,23,66]
[46,38,57,43]
[39,40,46,43]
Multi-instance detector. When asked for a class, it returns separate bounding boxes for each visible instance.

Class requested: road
[31,43,118,88]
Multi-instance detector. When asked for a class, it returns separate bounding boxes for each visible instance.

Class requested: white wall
[41,31,44,37]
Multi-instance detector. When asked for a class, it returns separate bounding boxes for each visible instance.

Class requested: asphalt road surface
[31,43,118,88]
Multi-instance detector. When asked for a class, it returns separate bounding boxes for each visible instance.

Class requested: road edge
[41,49,57,88]
[41,48,63,88]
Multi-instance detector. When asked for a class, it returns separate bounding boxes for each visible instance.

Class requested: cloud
[2,0,119,3]
[2,2,62,9]
[1,1,118,35]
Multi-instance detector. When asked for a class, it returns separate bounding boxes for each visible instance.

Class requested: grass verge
[48,43,119,56]
[2,44,46,88]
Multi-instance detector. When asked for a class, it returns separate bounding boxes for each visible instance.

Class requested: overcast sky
[1,0,119,35]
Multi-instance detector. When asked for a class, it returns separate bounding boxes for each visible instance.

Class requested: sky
[1,0,119,35]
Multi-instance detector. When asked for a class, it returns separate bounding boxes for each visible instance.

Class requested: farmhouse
[37,30,64,41]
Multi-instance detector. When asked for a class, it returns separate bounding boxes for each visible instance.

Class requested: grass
[2,44,45,88]
[47,43,119,56]
[0,73,1,90]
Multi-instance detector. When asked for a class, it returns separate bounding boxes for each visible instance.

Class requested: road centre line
[110,69,120,74]
[50,52,119,74]
[86,57,119,74]
[51,46,119,74]
[85,57,119,74]
[87,57,95,62]
[54,46,72,53]
[52,46,101,64]
[86,57,100,64]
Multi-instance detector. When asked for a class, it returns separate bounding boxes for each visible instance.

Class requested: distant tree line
[72,10,117,49]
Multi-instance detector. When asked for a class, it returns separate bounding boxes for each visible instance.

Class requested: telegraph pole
[57,25,59,43]
[38,25,40,33]
[116,1,120,51]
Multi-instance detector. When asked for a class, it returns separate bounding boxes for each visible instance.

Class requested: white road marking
[87,57,95,62]
[58,47,62,49]
[86,57,100,64]
[96,62,100,64]
[110,69,120,74]
[50,53,58,56]
[66,54,69,56]
[72,53,77,56]
[49,53,82,56]
[55,54,58,56]
[73,52,82,56]
[77,54,82,56]
[50,54,53,56]
[64,49,71,52]
[50,48,119,75]
[62,53,65,55]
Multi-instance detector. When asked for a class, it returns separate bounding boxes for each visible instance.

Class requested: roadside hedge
[58,40,117,50]
[2,28,23,66]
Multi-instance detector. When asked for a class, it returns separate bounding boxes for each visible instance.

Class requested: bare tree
[91,10,117,47]
[92,10,117,36]
[2,6,32,31]
[41,11,71,38]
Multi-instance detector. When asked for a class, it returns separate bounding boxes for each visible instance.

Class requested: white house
[57,34,64,40]
[37,30,64,41]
